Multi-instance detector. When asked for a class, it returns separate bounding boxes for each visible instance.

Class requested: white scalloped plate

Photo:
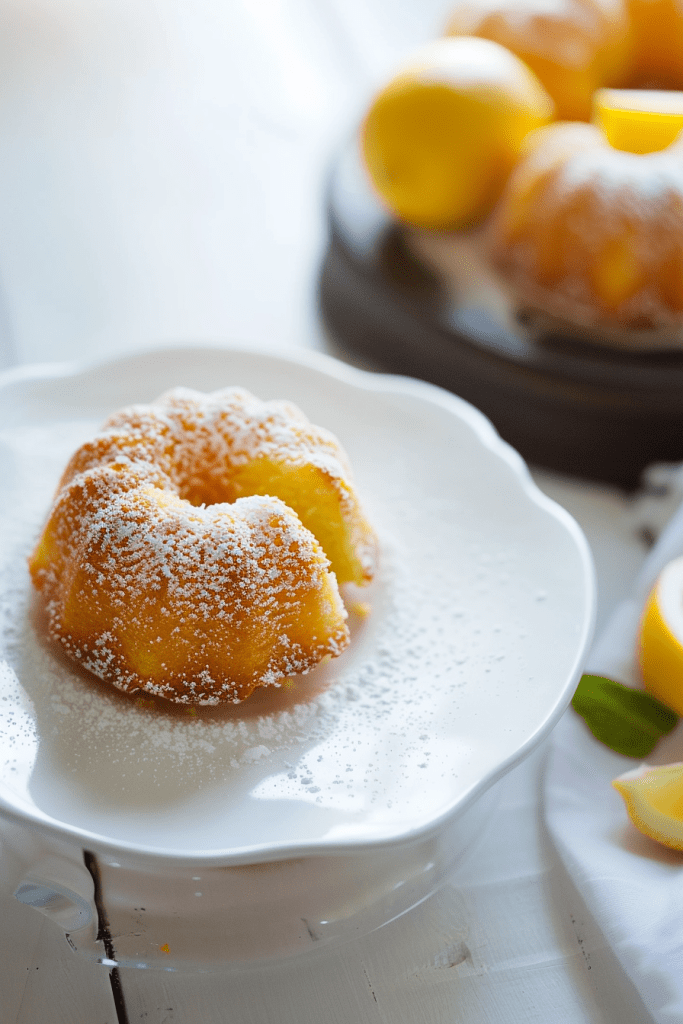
[0,345,595,863]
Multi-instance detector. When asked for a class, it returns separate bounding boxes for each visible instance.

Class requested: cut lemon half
[593,88,683,154]
[613,762,683,851]
[639,554,683,716]
[361,36,554,230]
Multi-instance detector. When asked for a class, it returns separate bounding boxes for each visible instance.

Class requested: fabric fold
[545,494,683,1024]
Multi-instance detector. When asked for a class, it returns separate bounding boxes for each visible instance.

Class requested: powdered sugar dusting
[0,414,394,778]
[29,387,379,704]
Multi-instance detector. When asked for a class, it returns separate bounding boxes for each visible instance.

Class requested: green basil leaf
[571,674,679,758]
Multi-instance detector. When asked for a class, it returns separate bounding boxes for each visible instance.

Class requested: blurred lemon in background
[361,37,555,230]
[639,555,683,716]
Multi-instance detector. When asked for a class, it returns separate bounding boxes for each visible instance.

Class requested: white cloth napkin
[545,497,683,1024]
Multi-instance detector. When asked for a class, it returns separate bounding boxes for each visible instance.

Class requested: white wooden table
[0,2,665,1020]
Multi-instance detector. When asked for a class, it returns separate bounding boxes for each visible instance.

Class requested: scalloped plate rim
[0,342,596,865]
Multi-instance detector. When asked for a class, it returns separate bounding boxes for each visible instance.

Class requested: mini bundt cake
[487,120,683,335]
[29,387,377,705]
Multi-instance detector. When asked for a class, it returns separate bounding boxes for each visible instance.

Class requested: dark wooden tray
[318,142,683,489]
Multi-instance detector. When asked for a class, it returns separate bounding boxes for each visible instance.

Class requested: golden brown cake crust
[29,387,377,705]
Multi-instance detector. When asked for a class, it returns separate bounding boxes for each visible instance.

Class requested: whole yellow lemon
[361,37,555,230]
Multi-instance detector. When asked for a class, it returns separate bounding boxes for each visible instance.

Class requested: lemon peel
[639,555,683,716]
[613,762,683,851]
[361,36,554,230]
[593,88,683,154]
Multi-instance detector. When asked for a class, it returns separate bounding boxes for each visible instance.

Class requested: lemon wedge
[613,762,683,850]
[639,555,683,716]
[593,88,683,154]
[361,36,554,230]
